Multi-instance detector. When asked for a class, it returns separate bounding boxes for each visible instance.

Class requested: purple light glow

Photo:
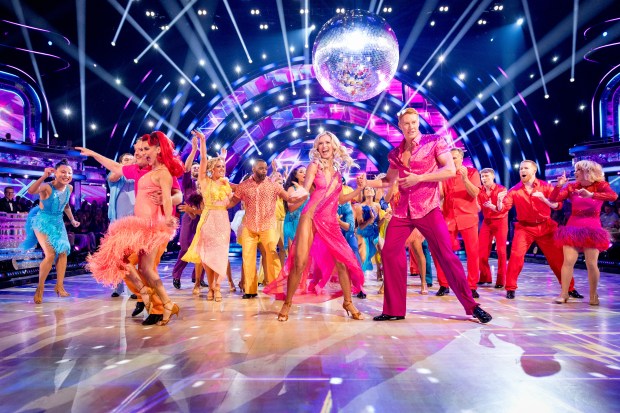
[533,120,541,136]
[1,19,71,45]
[517,92,527,107]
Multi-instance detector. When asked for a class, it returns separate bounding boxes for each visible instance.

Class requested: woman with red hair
[78,131,184,325]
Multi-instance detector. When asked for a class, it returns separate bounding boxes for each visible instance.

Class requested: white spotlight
[570,77,575,82]
[290,46,295,52]
[345,130,351,137]
[199,59,205,66]
[292,131,298,137]
[253,106,260,113]
[211,83,217,89]
[235,65,241,73]
[215,143,221,150]
[458,73,466,80]
[115,78,121,85]
[232,122,239,129]
[402,64,409,70]
[579,104,586,111]
[430,21,435,27]
[505,138,511,144]
[427,80,433,86]
[554,119,559,124]
[529,73,534,79]
[516,18,524,26]
[180,78,186,84]
[369,141,375,148]
[63,107,71,116]
[262,53,267,59]
[162,98,169,105]
[544,94,550,99]
[148,120,155,127]
[384,104,389,111]
[90,123,97,130]
[268,142,273,149]
[278,95,285,102]
[477,93,483,99]
[552,56,559,62]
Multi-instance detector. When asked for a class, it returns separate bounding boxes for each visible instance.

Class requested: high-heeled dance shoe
[139,285,154,312]
[34,286,43,304]
[206,288,214,301]
[229,281,236,292]
[192,285,201,295]
[589,294,599,306]
[54,285,70,298]
[343,300,364,320]
[378,283,384,295]
[553,294,569,304]
[214,287,222,302]
[277,301,292,322]
[158,301,180,326]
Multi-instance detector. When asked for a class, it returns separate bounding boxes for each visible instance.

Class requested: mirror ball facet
[312,9,399,102]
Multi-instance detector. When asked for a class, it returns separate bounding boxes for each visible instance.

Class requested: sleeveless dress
[87,169,178,286]
[551,181,618,251]
[264,166,365,302]
[182,177,232,278]
[283,182,309,247]
[21,185,72,255]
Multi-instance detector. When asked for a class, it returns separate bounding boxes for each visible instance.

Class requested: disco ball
[312,9,399,102]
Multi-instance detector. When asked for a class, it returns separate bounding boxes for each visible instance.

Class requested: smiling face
[363,186,376,201]
[191,163,200,179]
[142,141,161,167]
[398,112,420,142]
[134,140,147,167]
[55,165,73,185]
[519,161,537,183]
[212,159,226,180]
[4,187,14,201]
[315,133,335,160]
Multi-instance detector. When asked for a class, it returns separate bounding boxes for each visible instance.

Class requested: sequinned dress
[550,181,618,251]
[21,185,71,255]
[264,166,365,302]
[87,169,178,286]
[182,177,232,277]
[356,204,379,271]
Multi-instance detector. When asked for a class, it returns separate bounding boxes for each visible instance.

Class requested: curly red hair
[141,131,184,177]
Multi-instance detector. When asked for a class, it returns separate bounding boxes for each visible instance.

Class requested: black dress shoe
[142,314,163,325]
[173,279,181,289]
[471,289,480,298]
[494,284,504,289]
[427,283,433,288]
[477,281,487,285]
[436,286,450,296]
[568,289,584,299]
[373,314,405,321]
[242,293,255,299]
[200,280,208,288]
[472,306,492,323]
[506,290,515,299]
[356,291,367,299]
[132,302,145,317]
[130,294,138,299]
[111,292,120,298]
[409,273,420,277]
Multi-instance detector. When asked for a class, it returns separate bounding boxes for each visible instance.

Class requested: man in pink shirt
[365,108,492,323]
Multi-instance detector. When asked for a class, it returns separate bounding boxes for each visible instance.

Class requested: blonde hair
[574,160,605,182]
[397,107,419,122]
[520,160,538,172]
[206,157,226,175]
[309,131,358,171]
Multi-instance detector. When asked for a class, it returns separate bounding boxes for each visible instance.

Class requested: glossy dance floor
[1,258,619,413]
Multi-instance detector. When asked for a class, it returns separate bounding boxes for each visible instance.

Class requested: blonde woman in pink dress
[550,160,618,305]
[183,130,232,302]
[265,131,366,321]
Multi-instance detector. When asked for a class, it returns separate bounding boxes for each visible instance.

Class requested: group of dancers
[21,107,617,326]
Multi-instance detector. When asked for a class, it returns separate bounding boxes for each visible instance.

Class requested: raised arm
[75,147,123,176]
[27,167,54,197]
[365,167,398,189]
[185,136,199,172]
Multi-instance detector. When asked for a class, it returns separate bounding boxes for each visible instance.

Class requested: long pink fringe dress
[87,169,178,286]
[549,181,618,251]
[264,166,365,302]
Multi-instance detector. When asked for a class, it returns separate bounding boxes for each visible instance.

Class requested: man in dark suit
[0,186,19,213]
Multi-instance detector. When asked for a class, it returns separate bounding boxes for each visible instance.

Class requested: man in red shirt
[435,148,481,298]
[477,168,508,288]
[498,160,582,299]
[364,108,492,323]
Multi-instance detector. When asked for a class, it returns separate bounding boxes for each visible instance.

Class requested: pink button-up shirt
[234,176,281,233]
[388,134,451,220]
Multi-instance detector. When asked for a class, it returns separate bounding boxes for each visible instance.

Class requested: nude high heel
[158,301,180,326]
[34,286,43,304]
[553,294,569,304]
[214,287,222,302]
[206,288,214,301]
[589,293,599,306]
[343,300,364,320]
[54,284,70,297]
[278,301,292,322]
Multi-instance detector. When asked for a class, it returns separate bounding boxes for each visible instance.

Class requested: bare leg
[583,248,600,305]
[140,248,171,308]
[193,263,203,295]
[278,215,314,321]
[556,245,578,303]
[33,230,57,303]
[227,261,236,291]
[337,262,363,320]
[54,253,70,296]
[204,265,222,301]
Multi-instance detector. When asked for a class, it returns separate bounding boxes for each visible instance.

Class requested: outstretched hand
[191,129,205,141]
[75,146,96,158]
[356,173,367,188]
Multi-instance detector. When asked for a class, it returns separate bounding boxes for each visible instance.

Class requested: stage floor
[1,258,618,413]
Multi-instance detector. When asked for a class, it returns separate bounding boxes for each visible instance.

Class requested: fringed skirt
[87,216,177,286]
